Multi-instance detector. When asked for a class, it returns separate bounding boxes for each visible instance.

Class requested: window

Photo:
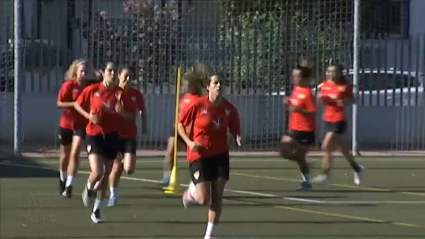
[361,0,409,39]
[349,73,417,92]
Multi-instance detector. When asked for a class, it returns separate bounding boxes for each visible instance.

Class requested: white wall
[409,0,425,35]
[1,93,424,151]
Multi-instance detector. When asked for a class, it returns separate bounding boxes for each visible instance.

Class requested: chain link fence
[1,0,424,153]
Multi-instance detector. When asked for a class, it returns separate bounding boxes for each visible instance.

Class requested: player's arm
[116,94,135,121]
[137,92,148,133]
[57,83,75,109]
[228,105,242,146]
[177,104,200,151]
[289,93,316,116]
[74,87,99,124]
[341,84,355,106]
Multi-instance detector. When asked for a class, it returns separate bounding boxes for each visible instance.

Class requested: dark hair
[293,64,312,78]
[327,63,346,83]
[118,65,135,74]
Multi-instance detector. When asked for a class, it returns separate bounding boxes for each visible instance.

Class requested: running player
[108,66,146,207]
[312,64,364,185]
[280,64,316,191]
[162,65,207,187]
[74,62,134,223]
[57,59,88,197]
[179,73,241,239]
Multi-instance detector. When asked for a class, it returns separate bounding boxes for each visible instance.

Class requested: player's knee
[92,168,104,181]
[124,167,135,175]
[279,141,294,159]
[197,194,211,206]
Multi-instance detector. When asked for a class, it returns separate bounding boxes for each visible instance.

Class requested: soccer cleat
[82,187,94,208]
[62,186,73,198]
[354,165,365,186]
[58,180,66,195]
[107,197,117,207]
[296,181,312,191]
[312,174,330,184]
[91,209,101,224]
[182,190,196,208]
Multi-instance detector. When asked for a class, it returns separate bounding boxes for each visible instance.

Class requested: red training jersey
[75,83,132,136]
[57,79,88,130]
[119,87,145,140]
[320,80,353,122]
[179,96,241,163]
[179,93,201,120]
[288,86,316,132]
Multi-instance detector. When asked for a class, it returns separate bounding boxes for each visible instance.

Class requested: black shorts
[325,121,347,135]
[85,132,120,160]
[119,139,137,155]
[189,154,230,184]
[288,130,316,146]
[58,127,86,146]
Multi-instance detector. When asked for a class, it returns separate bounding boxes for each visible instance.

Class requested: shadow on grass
[0,154,57,178]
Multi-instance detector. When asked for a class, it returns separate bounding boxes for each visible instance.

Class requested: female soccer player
[312,64,364,185]
[178,73,241,239]
[162,68,206,187]
[280,64,316,191]
[57,59,88,197]
[107,66,147,207]
[74,62,134,223]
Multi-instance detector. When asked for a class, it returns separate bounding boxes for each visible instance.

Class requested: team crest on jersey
[132,96,137,102]
[339,86,346,92]
[225,110,231,116]
[184,99,191,103]
[201,109,208,115]
[94,92,100,97]
[297,94,306,99]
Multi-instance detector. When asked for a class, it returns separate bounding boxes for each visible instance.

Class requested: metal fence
[1,0,424,154]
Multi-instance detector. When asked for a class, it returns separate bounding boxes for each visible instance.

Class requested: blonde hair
[65,59,87,80]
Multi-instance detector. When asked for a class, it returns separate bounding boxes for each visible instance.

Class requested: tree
[219,0,353,93]
[88,0,180,88]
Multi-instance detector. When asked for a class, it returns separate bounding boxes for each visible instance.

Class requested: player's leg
[163,136,175,187]
[63,129,86,198]
[280,132,314,190]
[108,139,136,206]
[107,152,123,207]
[205,154,229,239]
[122,139,137,174]
[313,124,336,184]
[82,137,104,209]
[332,122,364,185]
[182,158,212,208]
[58,127,72,195]
[91,133,119,223]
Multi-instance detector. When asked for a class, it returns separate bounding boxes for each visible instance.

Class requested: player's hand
[188,141,202,152]
[317,92,323,100]
[235,135,242,147]
[115,101,124,114]
[283,96,291,105]
[288,105,298,112]
[89,112,101,124]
